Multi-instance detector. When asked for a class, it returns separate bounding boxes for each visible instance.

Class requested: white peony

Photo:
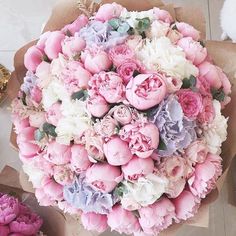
[146,20,170,39]
[202,100,228,154]
[136,36,199,80]
[50,53,67,78]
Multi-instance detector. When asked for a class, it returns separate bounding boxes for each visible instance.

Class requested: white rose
[137,36,198,80]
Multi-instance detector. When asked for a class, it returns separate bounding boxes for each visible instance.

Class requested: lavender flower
[63,174,116,214]
[149,95,197,156]
[20,72,38,95]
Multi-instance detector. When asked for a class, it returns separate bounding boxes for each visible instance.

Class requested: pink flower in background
[109,105,132,125]
[44,31,65,60]
[176,22,200,41]
[138,197,176,235]
[89,72,125,103]
[154,8,173,23]
[103,136,133,166]
[177,89,203,119]
[0,225,10,236]
[197,96,215,124]
[188,153,222,198]
[95,3,123,22]
[107,205,140,235]
[29,112,46,128]
[53,165,75,185]
[122,156,154,181]
[120,122,159,159]
[81,48,112,74]
[12,115,30,134]
[177,37,207,65]
[86,163,123,193]
[172,190,200,221]
[46,102,63,126]
[44,141,71,165]
[24,46,43,72]
[30,86,42,104]
[126,73,166,110]
[81,212,108,233]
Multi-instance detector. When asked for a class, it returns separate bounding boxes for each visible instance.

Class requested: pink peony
[198,95,215,124]
[163,76,182,93]
[86,163,123,193]
[121,156,154,181]
[188,153,222,198]
[44,31,65,60]
[81,212,108,233]
[107,205,140,235]
[176,22,200,41]
[165,178,186,199]
[120,122,159,159]
[36,31,51,51]
[29,111,46,128]
[46,102,63,126]
[103,136,133,166]
[12,115,30,134]
[0,225,10,236]
[44,141,71,165]
[172,190,200,221]
[53,165,75,185]
[24,46,43,72]
[89,72,125,103]
[36,61,52,89]
[138,197,176,235]
[17,127,36,144]
[126,35,143,52]
[95,3,123,22]
[196,76,211,96]
[71,144,91,173]
[126,73,166,110]
[177,89,203,119]
[177,37,207,65]
[81,48,112,74]
[109,105,132,125]
[109,44,134,67]
[154,8,173,23]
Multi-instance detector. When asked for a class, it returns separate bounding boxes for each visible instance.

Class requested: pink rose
[24,46,43,72]
[30,86,42,104]
[109,44,134,67]
[163,76,182,94]
[44,31,65,60]
[188,153,222,198]
[46,102,63,126]
[53,165,75,185]
[172,190,200,221]
[177,37,207,65]
[89,72,125,103]
[12,115,30,134]
[81,48,112,74]
[86,163,123,193]
[138,197,176,235]
[126,73,166,110]
[35,188,55,207]
[177,89,203,119]
[87,94,109,118]
[107,205,140,235]
[122,156,154,181]
[197,96,215,124]
[103,136,133,166]
[0,225,10,236]
[62,35,86,58]
[95,3,123,22]
[62,15,89,36]
[71,144,91,173]
[120,122,159,159]
[81,212,108,233]
[109,105,132,125]
[29,112,46,128]
[176,22,200,41]
[36,31,51,51]
[154,8,173,23]
[44,141,71,165]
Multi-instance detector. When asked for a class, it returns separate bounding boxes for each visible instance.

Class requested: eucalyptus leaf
[117,22,130,34]
[108,18,120,30]
[43,123,57,137]
[136,17,151,32]
[182,75,197,89]
[71,90,88,101]
[34,129,45,141]
[211,88,225,102]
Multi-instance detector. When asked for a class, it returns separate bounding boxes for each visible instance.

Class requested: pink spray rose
[120,122,159,159]
[0,225,10,236]
[176,22,200,41]
[86,163,123,193]
[12,115,30,134]
[177,89,203,119]
[107,205,140,235]
[103,136,133,166]
[62,35,86,58]
[109,105,132,125]
[71,144,91,173]
[24,46,43,72]
[95,3,123,22]
[46,102,63,126]
[44,31,65,60]
[177,37,207,65]
[44,141,71,165]
[29,111,46,128]
[81,48,112,74]
[154,8,173,23]
[126,73,167,110]
[122,156,154,181]
[188,153,222,198]
[138,197,176,235]
[53,165,75,185]
[109,44,134,67]
[87,94,110,118]
[89,72,125,103]
[81,212,108,233]
[172,190,200,221]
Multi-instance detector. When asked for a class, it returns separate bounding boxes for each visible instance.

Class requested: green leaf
[181,75,197,89]
[34,129,45,141]
[127,27,135,35]
[71,90,88,101]
[211,88,226,102]
[117,22,130,34]
[136,17,151,33]
[42,54,50,63]
[158,139,167,150]
[43,123,57,137]
[108,18,120,30]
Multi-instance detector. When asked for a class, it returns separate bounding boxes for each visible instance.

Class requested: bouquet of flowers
[11,2,232,236]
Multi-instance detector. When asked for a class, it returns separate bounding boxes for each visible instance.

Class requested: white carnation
[136,36,198,80]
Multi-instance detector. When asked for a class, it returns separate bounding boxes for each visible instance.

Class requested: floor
[0,0,236,236]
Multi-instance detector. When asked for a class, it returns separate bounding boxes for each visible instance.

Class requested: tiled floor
[0,0,236,236]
